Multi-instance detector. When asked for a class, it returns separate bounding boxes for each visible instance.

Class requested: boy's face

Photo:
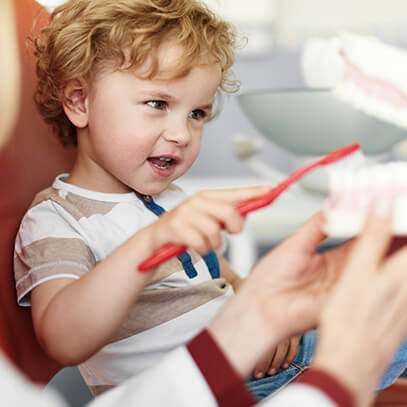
[71,44,222,195]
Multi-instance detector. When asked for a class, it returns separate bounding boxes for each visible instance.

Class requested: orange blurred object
[0,0,74,384]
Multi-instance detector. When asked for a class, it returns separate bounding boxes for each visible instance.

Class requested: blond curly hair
[33,0,240,146]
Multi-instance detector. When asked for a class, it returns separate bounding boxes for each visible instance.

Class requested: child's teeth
[153,162,170,168]
[149,157,173,169]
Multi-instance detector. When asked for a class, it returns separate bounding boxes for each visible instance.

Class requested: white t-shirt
[14,174,232,389]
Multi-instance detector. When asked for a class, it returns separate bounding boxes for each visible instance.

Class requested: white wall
[277,0,407,43]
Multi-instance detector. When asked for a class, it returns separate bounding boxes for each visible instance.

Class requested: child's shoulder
[28,186,59,211]
[27,174,119,217]
[24,177,89,223]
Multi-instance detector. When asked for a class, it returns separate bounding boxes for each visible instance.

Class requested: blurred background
[181,0,407,278]
[5,0,407,405]
[193,0,407,177]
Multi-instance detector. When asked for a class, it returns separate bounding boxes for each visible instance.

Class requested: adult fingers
[282,212,327,257]
[343,200,393,278]
[381,243,407,283]
[365,251,407,353]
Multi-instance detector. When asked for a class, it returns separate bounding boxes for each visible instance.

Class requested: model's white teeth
[324,162,407,237]
[339,32,407,94]
[302,32,407,130]
[329,162,407,193]
[333,81,407,130]
[331,32,407,129]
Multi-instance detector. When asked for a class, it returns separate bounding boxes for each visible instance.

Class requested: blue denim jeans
[378,337,407,390]
[247,330,316,400]
[247,330,407,400]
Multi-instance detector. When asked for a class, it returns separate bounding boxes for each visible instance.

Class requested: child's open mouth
[147,156,178,177]
[148,157,175,169]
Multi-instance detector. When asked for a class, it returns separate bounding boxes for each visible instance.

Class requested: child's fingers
[181,215,223,253]
[179,224,212,255]
[164,186,272,253]
[188,196,246,234]
[283,336,300,368]
[198,185,272,207]
[254,350,275,379]
[268,339,290,375]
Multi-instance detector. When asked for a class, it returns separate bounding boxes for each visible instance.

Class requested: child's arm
[31,225,161,365]
[218,256,244,292]
[30,186,270,365]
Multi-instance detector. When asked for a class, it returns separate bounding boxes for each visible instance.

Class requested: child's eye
[189,109,206,121]
[146,100,168,111]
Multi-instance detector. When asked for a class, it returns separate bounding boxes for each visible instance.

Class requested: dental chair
[373,380,407,406]
[0,0,67,383]
[0,2,93,405]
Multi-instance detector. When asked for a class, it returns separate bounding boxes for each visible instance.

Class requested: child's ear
[62,79,89,128]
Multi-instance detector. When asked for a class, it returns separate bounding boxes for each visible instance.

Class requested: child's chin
[136,183,171,196]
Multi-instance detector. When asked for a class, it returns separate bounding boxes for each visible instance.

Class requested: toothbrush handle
[138,143,361,271]
[138,243,188,271]
[236,187,285,215]
[138,191,282,272]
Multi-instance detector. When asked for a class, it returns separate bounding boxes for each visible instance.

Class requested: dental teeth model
[333,32,407,130]
[323,162,407,238]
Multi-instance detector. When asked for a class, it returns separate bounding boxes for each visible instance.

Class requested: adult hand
[209,211,349,377]
[313,201,407,407]
[239,211,350,342]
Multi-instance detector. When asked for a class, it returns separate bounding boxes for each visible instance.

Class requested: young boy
[9,0,345,400]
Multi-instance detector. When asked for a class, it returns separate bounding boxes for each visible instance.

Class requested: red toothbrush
[138,142,362,271]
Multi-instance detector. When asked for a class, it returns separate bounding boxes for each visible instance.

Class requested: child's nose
[163,121,191,146]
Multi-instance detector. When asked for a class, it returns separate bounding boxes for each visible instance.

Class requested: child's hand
[151,186,271,256]
[253,336,300,379]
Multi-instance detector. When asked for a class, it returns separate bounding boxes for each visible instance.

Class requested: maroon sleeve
[187,330,355,407]
[297,368,355,407]
[187,329,256,407]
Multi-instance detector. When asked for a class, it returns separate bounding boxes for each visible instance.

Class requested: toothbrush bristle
[320,143,365,169]
[328,148,367,171]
